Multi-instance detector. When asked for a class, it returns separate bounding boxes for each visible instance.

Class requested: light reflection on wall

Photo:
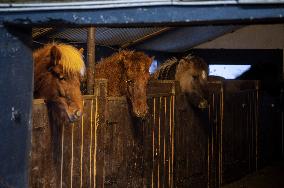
[209,65,251,79]
[149,59,158,74]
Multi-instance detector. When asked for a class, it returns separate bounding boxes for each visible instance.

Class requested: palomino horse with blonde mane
[34,43,85,123]
[95,50,153,118]
[152,55,209,109]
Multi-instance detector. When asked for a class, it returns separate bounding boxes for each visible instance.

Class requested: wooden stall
[30,80,178,188]
[207,80,284,186]
[257,82,284,168]
[206,80,260,186]
[31,79,270,188]
[221,81,259,184]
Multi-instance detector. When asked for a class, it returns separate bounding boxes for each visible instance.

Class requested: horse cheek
[132,81,148,118]
[56,97,70,121]
[180,75,193,93]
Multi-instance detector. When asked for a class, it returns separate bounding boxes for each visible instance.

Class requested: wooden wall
[30,79,283,188]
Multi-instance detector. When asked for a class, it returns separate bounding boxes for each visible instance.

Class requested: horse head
[119,51,153,118]
[34,44,85,123]
[175,55,209,109]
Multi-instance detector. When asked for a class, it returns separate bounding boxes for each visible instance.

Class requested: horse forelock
[183,55,208,71]
[104,50,151,73]
[35,43,85,77]
[124,51,152,71]
[56,44,85,76]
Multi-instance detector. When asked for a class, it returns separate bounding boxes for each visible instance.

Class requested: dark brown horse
[95,50,153,118]
[34,43,85,123]
[152,54,209,109]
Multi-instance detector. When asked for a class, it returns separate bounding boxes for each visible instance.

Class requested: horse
[33,43,85,123]
[152,54,209,109]
[95,50,153,118]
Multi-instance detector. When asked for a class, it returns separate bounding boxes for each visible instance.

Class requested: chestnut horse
[34,43,85,123]
[152,55,209,109]
[95,50,152,118]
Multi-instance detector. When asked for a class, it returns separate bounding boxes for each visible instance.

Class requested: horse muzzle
[67,110,82,123]
[133,106,149,119]
[198,99,208,109]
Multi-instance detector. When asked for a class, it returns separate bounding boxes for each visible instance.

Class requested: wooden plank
[153,97,160,187]
[31,102,59,187]
[164,96,171,188]
[144,97,154,187]
[148,80,176,96]
[159,97,166,188]
[95,96,106,188]
[61,121,72,187]
[70,105,83,188]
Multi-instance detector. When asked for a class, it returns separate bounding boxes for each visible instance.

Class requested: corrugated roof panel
[39,27,166,47]
[32,28,53,38]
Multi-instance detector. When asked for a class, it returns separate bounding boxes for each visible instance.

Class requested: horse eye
[59,75,65,80]
[126,79,133,84]
[66,95,71,101]
[192,75,199,80]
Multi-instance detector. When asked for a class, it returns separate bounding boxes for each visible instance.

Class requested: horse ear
[50,46,62,66]
[178,59,188,69]
[79,48,84,54]
[176,59,189,77]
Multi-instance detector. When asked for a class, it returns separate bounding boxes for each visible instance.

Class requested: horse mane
[156,58,179,80]
[155,54,208,80]
[97,50,147,67]
[33,43,85,76]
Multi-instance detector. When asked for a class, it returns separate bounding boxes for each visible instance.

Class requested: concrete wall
[195,24,284,78]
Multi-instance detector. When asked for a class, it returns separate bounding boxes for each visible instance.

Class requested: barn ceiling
[33,25,242,52]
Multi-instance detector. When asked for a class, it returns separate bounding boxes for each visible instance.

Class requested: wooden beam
[86,27,96,95]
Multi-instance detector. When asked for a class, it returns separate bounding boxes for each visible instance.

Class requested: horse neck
[96,59,125,96]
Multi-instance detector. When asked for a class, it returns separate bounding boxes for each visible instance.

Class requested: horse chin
[132,107,148,119]
[185,93,208,109]
[66,114,80,123]
[64,110,82,123]
[134,112,147,119]
[198,99,208,109]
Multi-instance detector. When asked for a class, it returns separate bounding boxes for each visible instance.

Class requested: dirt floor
[222,161,284,188]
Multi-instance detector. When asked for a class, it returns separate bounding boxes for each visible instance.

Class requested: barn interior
[31,23,284,188]
[1,1,284,188]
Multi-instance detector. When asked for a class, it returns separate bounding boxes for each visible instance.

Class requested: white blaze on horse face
[178,70,193,93]
[80,64,86,77]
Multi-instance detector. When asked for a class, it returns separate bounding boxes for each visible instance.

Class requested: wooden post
[87,27,96,95]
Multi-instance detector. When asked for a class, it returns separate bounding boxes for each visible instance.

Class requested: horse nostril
[75,110,82,117]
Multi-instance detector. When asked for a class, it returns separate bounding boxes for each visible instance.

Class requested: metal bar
[2,0,283,13]
[0,0,170,7]
[0,1,244,12]
[87,27,95,95]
